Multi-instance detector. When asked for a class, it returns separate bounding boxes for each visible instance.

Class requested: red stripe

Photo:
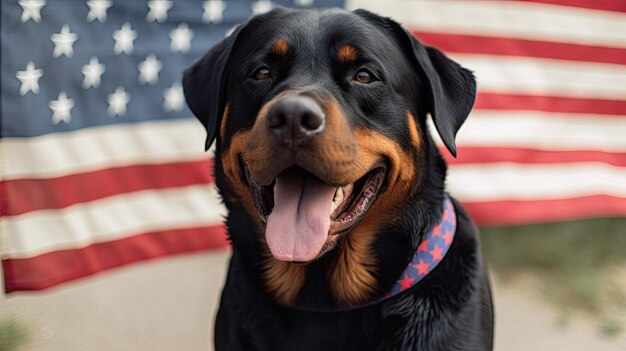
[474,93,626,116]
[464,195,626,226]
[515,0,626,13]
[0,159,214,216]
[2,225,229,293]
[413,31,626,65]
[444,147,626,167]
[5,198,624,292]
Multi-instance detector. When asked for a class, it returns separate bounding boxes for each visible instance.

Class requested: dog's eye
[354,69,375,84]
[253,66,272,80]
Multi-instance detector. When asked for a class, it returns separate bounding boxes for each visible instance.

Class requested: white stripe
[450,54,626,100]
[2,184,226,258]
[0,119,209,180]
[447,163,626,201]
[347,0,626,48]
[449,111,626,152]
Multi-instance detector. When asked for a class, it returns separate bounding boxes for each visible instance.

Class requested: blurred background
[1,0,624,350]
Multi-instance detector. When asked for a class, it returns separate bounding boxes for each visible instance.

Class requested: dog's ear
[407,41,476,157]
[183,28,241,151]
[354,9,476,157]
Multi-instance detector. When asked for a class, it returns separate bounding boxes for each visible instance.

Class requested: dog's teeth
[342,183,354,196]
[336,187,344,202]
[332,187,344,211]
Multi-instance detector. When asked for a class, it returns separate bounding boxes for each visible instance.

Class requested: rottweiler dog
[183,7,494,351]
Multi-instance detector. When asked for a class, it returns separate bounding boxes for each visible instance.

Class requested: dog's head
[184,8,475,306]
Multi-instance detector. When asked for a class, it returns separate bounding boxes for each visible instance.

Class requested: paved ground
[1,250,624,350]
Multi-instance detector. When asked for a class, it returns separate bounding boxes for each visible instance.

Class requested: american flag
[1,0,625,293]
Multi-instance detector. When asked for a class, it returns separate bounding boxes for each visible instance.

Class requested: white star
[16,61,43,96]
[202,0,227,23]
[163,83,184,112]
[107,87,130,117]
[113,23,137,55]
[138,54,162,85]
[294,0,314,6]
[146,0,172,23]
[19,0,46,23]
[252,0,273,15]
[170,23,194,53]
[86,0,112,23]
[51,25,77,58]
[49,91,74,125]
[82,57,105,89]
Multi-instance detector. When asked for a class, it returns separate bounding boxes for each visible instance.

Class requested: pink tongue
[265,168,337,262]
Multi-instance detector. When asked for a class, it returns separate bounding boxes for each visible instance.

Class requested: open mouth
[245,164,386,263]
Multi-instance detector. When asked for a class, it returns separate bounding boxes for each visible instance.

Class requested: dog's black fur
[184,8,493,351]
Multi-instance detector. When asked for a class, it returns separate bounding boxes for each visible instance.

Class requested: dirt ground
[1,250,624,350]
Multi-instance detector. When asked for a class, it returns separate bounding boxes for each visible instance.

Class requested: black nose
[266,95,326,147]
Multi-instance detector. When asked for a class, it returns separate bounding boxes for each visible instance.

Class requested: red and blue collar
[385,196,456,298]
[294,196,456,312]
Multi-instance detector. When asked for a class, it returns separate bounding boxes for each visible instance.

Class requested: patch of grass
[0,318,30,351]
[599,317,625,337]
[480,217,626,336]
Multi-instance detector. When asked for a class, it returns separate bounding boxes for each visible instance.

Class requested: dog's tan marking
[221,131,260,220]
[329,220,379,305]
[354,128,417,209]
[338,45,358,63]
[220,105,263,227]
[219,104,230,141]
[407,113,421,147]
[263,259,306,305]
[271,39,290,56]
